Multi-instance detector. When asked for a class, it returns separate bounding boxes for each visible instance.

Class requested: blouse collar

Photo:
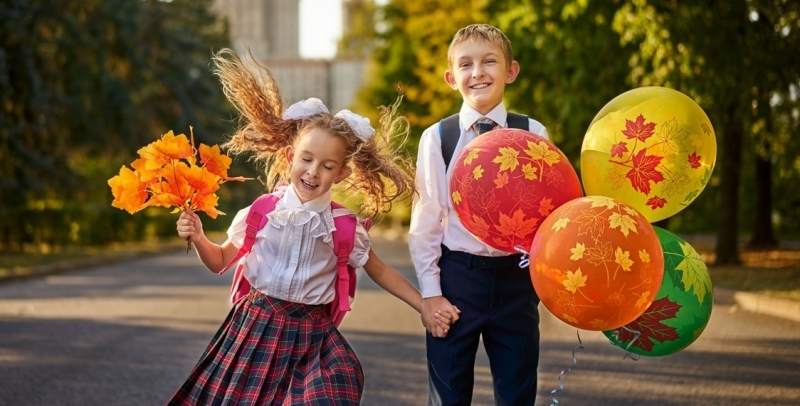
[283,183,332,213]
[459,102,508,131]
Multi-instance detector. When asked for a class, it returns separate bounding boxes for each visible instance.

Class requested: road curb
[733,290,800,322]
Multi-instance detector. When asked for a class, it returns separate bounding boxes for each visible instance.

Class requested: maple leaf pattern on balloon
[650,117,687,159]
[605,164,628,190]
[575,209,606,241]
[610,141,629,158]
[616,297,681,352]
[608,212,638,237]
[493,147,520,171]
[622,114,657,142]
[660,169,691,198]
[496,209,540,242]
[538,197,555,217]
[494,171,509,188]
[626,148,664,194]
[687,152,702,169]
[675,241,712,304]
[470,214,491,239]
[646,196,667,210]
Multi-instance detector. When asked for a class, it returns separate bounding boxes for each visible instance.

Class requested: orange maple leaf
[109,127,251,229]
[495,209,539,240]
[152,131,194,160]
[199,144,232,178]
[108,166,149,214]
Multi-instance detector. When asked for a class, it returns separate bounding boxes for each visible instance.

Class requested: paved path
[0,234,799,405]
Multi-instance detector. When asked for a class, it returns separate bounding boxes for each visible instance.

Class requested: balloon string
[513,245,530,268]
[549,330,585,406]
[608,326,642,361]
[619,326,642,361]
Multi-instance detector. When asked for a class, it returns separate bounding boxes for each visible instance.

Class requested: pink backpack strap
[331,202,357,315]
[223,194,279,303]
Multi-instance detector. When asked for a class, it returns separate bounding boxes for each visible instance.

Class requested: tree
[611,0,799,263]
[0,0,232,249]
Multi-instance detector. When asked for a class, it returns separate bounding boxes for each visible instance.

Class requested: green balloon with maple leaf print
[602,227,713,357]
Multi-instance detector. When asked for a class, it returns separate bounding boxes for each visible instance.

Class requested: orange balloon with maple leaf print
[449,128,583,253]
[580,86,717,223]
[529,196,664,331]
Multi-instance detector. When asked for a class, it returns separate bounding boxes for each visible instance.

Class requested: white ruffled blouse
[227,185,371,305]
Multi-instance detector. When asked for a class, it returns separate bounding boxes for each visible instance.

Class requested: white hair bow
[282,98,329,120]
[335,109,375,140]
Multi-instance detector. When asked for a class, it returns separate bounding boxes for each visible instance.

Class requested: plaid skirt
[167,288,363,405]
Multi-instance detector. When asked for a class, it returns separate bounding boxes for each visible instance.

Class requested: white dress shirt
[409,102,548,298]
[227,185,370,305]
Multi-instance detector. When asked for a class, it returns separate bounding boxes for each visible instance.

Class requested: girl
[169,49,458,405]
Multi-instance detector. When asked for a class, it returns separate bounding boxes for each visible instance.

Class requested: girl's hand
[176,209,204,241]
[434,306,461,328]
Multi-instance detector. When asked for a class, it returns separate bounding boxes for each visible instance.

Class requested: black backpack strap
[439,112,529,170]
[438,113,461,170]
[506,112,529,130]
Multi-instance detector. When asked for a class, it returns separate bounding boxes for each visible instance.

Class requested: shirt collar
[459,102,508,131]
[284,183,332,213]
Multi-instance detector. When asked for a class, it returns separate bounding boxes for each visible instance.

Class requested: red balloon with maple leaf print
[529,196,664,331]
[580,86,717,223]
[449,128,583,253]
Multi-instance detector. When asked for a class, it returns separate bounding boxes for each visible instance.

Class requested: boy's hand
[422,296,459,338]
[176,209,204,241]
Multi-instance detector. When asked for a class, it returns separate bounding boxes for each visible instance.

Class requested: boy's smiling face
[445,39,520,115]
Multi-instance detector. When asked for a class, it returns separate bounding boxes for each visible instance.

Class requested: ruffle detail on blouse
[267,207,335,243]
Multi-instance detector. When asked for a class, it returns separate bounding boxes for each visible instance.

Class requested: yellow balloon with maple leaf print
[529,196,664,331]
[449,128,583,253]
[580,86,717,223]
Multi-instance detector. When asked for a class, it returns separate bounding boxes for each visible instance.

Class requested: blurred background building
[212,0,366,111]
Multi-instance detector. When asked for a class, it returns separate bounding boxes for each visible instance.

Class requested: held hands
[176,209,205,243]
[422,296,461,338]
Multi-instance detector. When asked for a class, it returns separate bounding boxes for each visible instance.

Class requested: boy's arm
[408,126,447,298]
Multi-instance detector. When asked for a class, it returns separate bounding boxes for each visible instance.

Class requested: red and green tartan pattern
[167,289,364,405]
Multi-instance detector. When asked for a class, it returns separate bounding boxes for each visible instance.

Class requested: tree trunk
[748,91,778,249]
[748,153,778,249]
[715,103,742,265]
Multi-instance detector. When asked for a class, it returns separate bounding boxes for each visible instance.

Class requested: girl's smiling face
[285,127,352,203]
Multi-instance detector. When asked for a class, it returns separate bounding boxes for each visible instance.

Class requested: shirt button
[480,260,486,266]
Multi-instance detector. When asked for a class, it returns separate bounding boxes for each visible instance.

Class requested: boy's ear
[334,166,352,184]
[505,60,520,84]
[444,69,458,90]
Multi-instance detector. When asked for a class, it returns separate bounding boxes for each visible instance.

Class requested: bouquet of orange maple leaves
[108,128,250,249]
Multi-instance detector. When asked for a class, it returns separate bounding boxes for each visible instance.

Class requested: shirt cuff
[418,274,442,298]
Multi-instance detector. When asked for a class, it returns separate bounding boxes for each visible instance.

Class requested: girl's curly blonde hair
[212,48,415,219]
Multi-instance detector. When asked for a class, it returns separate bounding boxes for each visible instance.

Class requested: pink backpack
[221,193,368,326]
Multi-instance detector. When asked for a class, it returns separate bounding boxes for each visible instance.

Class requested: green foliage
[0,0,234,251]
[353,0,799,243]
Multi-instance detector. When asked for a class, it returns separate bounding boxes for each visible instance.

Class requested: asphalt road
[0,235,799,405]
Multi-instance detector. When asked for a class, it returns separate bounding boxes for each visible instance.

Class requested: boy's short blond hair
[447,24,513,68]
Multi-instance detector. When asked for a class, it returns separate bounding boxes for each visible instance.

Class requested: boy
[409,24,548,405]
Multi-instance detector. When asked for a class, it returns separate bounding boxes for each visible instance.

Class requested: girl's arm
[362,248,423,313]
[362,249,460,336]
[177,209,239,273]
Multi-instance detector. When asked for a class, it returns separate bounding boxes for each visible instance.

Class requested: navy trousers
[427,246,540,406]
